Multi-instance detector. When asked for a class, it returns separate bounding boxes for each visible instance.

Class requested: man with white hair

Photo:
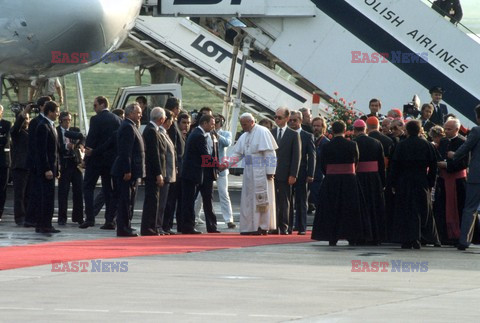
[221,113,278,235]
[436,117,468,245]
[141,107,167,236]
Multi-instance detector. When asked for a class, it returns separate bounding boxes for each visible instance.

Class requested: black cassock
[433,135,467,243]
[390,136,439,244]
[354,134,386,243]
[311,136,368,242]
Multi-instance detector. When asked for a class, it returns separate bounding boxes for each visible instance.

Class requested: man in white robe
[221,113,278,234]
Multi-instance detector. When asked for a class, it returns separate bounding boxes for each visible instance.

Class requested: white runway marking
[249,314,303,319]
[54,308,109,313]
[120,310,174,314]
[185,312,238,316]
[0,307,43,311]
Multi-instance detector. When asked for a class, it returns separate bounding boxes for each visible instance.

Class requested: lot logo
[51,51,128,64]
[174,0,242,4]
[351,260,428,272]
[192,35,231,64]
[51,260,128,272]
[351,51,428,64]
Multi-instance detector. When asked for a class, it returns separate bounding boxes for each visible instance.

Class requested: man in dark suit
[141,107,167,236]
[287,111,315,235]
[180,114,216,234]
[24,96,51,228]
[10,107,31,225]
[35,101,61,234]
[0,104,11,222]
[449,105,480,250]
[81,96,122,229]
[163,97,186,233]
[429,86,449,126]
[111,103,145,237]
[271,107,301,235]
[57,111,85,225]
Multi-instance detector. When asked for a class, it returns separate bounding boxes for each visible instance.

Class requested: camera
[403,102,419,118]
[10,102,40,115]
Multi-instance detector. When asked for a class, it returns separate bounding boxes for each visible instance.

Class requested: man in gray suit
[449,104,480,250]
[271,107,301,234]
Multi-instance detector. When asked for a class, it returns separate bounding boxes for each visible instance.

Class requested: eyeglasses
[289,119,299,122]
[274,116,284,120]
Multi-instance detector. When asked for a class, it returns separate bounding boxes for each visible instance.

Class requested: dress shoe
[182,229,202,234]
[39,227,61,233]
[227,222,237,229]
[208,230,221,233]
[117,231,138,237]
[329,241,337,246]
[24,222,36,228]
[240,231,261,236]
[259,229,268,235]
[141,229,159,236]
[412,240,421,249]
[74,219,85,225]
[58,219,66,226]
[298,231,306,235]
[164,230,176,235]
[268,230,279,235]
[35,228,40,233]
[15,217,25,225]
[280,231,289,235]
[100,222,116,230]
[79,221,95,229]
[456,244,468,251]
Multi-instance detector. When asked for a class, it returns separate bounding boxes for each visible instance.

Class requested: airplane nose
[0,0,143,78]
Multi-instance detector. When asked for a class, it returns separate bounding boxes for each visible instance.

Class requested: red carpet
[0,233,311,270]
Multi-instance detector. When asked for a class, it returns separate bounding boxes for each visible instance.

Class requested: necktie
[278,128,283,141]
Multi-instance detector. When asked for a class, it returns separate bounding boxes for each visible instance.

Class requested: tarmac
[0,175,479,322]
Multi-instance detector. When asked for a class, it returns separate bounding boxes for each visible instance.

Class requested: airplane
[0,0,143,101]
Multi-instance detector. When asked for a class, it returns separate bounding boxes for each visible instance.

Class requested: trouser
[141,176,160,232]
[181,178,197,232]
[12,168,29,222]
[292,179,308,232]
[156,182,171,229]
[38,176,55,229]
[58,160,83,223]
[115,177,139,234]
[83,164,115,223]
[25,172,42,225]
[195,172,217,232]
[275,179,291,233]
[195,174,233,223]
[163,180,183,232]
[459,183,480,246]
[0,167,9,217]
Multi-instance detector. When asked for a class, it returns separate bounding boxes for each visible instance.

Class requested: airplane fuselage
[0,0,142,80]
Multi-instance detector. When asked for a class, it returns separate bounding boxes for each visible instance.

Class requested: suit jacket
[0,119,11,168]
[142,122,166,179]
[85,109,122,168]
[368,130,394,158]
[297,129,316,181]
[181,127,209,185]
[10,113,29,170]
[454,126,480,183]
[27,114,46,171]
[271,127,301,182]
[57,126,85,170]
[35,118,60,177]
[429,102,448,126]
[111,119,146,180]
[168,122,185,173]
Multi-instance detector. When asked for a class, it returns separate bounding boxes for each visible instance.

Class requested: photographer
[10,104,32,225]
[0,105,11,223]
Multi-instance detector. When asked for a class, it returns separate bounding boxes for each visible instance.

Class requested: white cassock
[229,124,278,233]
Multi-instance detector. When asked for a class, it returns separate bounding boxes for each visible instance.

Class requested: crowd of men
[1,85,479,250]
